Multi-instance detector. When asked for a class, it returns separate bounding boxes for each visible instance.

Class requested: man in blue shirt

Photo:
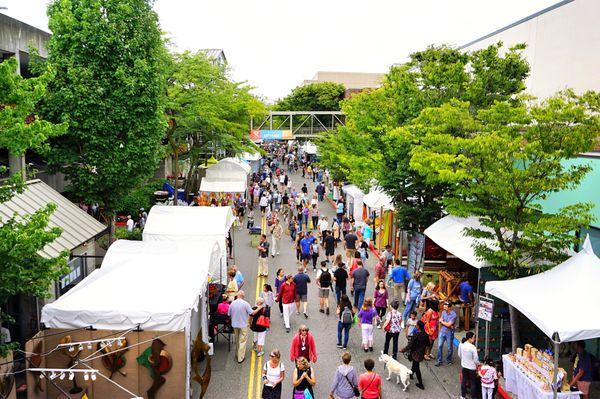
[402,272,422,323]
[436,301,458,366]
[300,231,313,270]
[293,266,311,318]
[390,259,410,304]
[458,280,474,304]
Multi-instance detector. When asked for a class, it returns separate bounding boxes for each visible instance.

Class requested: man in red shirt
[279,274,297,333]
[373,256,387,285]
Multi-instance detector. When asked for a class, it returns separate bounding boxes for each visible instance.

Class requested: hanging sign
[478,295,494,322]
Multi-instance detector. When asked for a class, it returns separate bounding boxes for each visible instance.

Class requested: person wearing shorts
[293,267,311,318]
[316,261,333,315]
[569,341,593,399]
[323,230,336,264]
[344,229,358,266]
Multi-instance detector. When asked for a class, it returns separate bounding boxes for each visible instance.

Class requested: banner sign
[407,232,425,274]
[477,296,494,322]
[250,129,293,140]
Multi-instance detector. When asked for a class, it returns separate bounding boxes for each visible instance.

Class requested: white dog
[378,352,412,391]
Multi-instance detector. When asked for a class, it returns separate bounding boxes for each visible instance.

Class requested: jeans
[337,321,351,348]
[461,367,479,398]
[384,332,399,358]
[402,299,417,321]
[437,329,454,364]
[353,288,366,309]
[290,228,297,242]
[335,286,346,303]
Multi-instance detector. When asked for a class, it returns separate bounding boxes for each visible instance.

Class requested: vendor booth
[241,152,262,174]
[485,236,599,399]
[36,239,221,399]
[142,206,234,283]
[341,184,365,221]
[362,188,395,249]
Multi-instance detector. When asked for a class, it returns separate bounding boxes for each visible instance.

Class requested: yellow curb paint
[256,355,263,398]
[247,349,256,399]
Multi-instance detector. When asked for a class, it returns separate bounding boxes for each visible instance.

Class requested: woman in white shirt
[262,349,285,399]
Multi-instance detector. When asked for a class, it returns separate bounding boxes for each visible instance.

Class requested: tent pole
[553,339,559,399]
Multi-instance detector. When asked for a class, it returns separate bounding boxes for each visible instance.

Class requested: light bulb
[83,372,89,381]
[69,372,75,380]
[68,346,75,352]
[49,371,57,380]
[59,372,65,380]
[91,373,97,381]
[39,373,45,379]
[79,344,84,351]
[87,343,92,350]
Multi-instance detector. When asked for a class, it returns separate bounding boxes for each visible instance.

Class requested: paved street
[208,171,462,399]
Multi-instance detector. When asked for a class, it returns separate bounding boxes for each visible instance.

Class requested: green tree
[0,57,69,357]
[42,0,168,240]
[166,51,265,199]
[411,92,600,349]
[275,82,345,111]
[318,43,530,231]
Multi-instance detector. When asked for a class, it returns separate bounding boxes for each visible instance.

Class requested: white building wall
[462,0,600,99]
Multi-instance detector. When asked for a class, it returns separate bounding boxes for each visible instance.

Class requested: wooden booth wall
[26,329,185,399]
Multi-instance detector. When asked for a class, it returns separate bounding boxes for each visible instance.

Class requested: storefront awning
[0,179,106,258]
[486,236,600,342]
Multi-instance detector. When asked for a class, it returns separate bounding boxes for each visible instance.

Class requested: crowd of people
[219,143,502,399]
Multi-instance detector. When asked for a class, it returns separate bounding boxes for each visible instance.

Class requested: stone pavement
[207,170,465,399]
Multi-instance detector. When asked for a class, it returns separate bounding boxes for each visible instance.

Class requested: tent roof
[424,215,492,269]
[486,236,600,342]
[41,240,221,331]
[207,157,251,175]
[143,205,234,238]
[363,188,394,210]
[200,177,246,193]
[0,179,106,259]
[342,184,365,199]
[241,152,261,161]
[301,142,317,154]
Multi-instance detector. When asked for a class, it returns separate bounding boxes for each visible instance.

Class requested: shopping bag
[303,388,313,399]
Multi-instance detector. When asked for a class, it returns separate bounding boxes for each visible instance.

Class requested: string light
[68,371,75,381]
[84,372,89,381]
[59,372,65,380]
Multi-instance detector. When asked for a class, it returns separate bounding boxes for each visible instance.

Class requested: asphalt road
[207,170,461,399]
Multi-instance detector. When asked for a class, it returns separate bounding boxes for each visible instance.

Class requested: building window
[57,255,87,297]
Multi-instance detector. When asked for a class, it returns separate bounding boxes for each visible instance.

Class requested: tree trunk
[108,214,116,246]
[508,303,520,352]
[172,148,179,206]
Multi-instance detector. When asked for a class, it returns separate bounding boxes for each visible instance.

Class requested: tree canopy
[0,57,69,357]
[275,82,345,111]
[42,0,168,235]
[319,43,531,231]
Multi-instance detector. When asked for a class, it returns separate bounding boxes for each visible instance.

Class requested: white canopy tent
[142,205,234,282]
[342,184,365,221]
[301,142,318,155]
[42,239,221,331]
[424,214,493,269]
[362,188,394,212]
[217,157,252,175]
[486,236,600,343]
[199,177,247,193]
[241,152,261,162]
[41,239,220,399]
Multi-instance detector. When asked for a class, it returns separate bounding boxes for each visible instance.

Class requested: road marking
[248,217,266,399]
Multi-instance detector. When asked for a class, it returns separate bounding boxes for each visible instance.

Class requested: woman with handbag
[262,349,285,399]
[291,356,316,399]
[382,300,402,360]
[357,358,382,399]
[329,352,359,399]
[250,297,270,357]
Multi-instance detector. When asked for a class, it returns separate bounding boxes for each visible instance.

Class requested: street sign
[478,295,494,322]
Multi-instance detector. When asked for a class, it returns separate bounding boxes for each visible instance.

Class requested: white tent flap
[424,215,492,269]
[200,177,246,193]
[363,188,394,211]
[485,236,600,342]
[41,240,221,331]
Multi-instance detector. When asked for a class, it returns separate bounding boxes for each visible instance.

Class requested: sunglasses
[301,329,309,332]
[270,354,277,358]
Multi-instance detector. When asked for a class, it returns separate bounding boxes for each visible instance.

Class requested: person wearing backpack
[329,352,359,399]
[316,261,333,315]
[336,295,354,350]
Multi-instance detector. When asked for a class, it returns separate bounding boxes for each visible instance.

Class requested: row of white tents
[41,205,235,398]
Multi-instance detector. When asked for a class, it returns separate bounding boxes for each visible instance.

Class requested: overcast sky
[2,0,558,101]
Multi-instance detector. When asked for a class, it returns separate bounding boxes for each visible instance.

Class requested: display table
[502,355,581,399]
